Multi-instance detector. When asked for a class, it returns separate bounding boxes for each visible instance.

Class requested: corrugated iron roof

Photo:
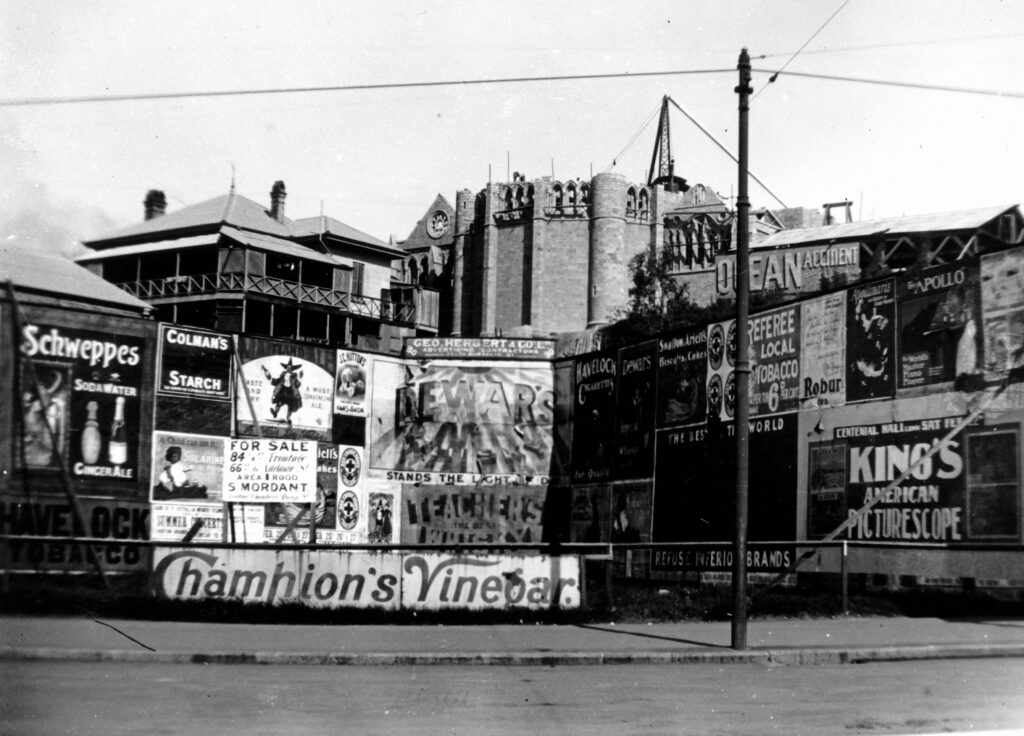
[2,244,151,313]
[220,227,353,267]
[85,192,292,244]
[75,234,220,262]
[290,216,393,250]
[755,204,1017,249]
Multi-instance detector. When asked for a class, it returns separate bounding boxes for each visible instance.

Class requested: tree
[614,248,789,339]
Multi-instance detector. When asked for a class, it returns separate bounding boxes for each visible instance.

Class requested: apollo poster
[614,340,657,480]
[897,260,983,389]
[800,293,847,408]
[827,418,970,542]
[705,319,737,421]
[571,350,617,483]
[156,324,232,401]
[334,350,369,417]
[150,431,225,503]
[981,248,1024,378]
[656,328,707,428]
[368,358,554,485]
[747,304,801,416]
[235,337,335,440]
[401,485,546,543]
[18,322,144,490]
[846,279,896,402]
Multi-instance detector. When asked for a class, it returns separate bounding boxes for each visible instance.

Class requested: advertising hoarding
[656,328,707,428]
[235,337,335,440]
[18,322,144,486]
[156,325,232,401]
[368,359,554,486]
[151,431,225,502]
[846,279,896,402]
[223,438,317,503]
[401,485,546,543]
[800,292,847,408]
[571,350,617,483]
[897,261,983,389]
[747,304,801,416]
[1,497,149,572]
[614,340,657,479]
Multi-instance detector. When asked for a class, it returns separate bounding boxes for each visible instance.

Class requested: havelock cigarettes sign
[223,438,316,503]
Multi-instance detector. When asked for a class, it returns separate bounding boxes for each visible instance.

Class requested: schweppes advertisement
[19,322,144,483]
[157,324,232,401]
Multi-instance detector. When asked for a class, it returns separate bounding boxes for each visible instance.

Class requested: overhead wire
[0,68,733,108]
[751,68,1024,99]
[667,97,788,209]
[604,102,662,172]
[756,30,1024,59]
[751,0,851,100]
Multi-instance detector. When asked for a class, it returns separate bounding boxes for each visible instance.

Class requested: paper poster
[800,293,847,408]
[223,438,316,503]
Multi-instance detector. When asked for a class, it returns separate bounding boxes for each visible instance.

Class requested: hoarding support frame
[5,280,109,589]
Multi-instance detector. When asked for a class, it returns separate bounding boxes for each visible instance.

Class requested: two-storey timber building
[77,182,438,354]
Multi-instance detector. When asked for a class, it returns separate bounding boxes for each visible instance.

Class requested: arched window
[408,258,418,284]
[626,187,637,216]
[419,256,429,285]
[566,181,578,208]
[638,188,650,219]
[525,183,535,207]
[579,182,590,206]
[503,187,514,212]
[552,182,564,214]
[514,185,525,209]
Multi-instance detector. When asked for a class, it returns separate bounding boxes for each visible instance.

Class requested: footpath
[3,615,1024,666]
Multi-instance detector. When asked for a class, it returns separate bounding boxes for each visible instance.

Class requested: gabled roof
[398,194,455,252]
[291,216,405,258]
[220,227,353,267]
[3,244,151,314]
[83,188,401,256]
[756,204,1019,249]
[85,192,291,246]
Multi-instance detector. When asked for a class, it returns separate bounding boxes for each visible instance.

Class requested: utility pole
[732,48,753,651]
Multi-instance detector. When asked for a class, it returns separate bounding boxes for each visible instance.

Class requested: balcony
[117,273,426,327]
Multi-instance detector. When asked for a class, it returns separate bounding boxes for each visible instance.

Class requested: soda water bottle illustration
[81,400,101,464]
[108,396,127,465]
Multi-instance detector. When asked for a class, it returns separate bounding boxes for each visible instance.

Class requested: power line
[752,0,851,100]
[605,102,662,172]
[666,97,788,209]
[0,68,733,108]
[757,31,1024,59]
[752,68,1024,99]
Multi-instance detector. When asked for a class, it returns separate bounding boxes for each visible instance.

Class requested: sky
[1,0,1022,257]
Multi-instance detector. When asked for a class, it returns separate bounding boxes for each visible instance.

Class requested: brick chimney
[270,181,287,223]
[143,190,167,220]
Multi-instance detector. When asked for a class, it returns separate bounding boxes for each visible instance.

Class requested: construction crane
[647,95,690,193]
